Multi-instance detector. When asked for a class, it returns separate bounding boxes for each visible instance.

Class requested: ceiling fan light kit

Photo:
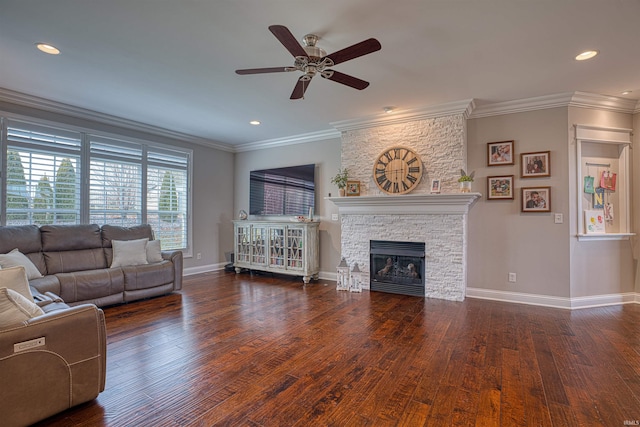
[236,25,381,100]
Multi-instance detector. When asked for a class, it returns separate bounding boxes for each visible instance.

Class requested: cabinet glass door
[269,227,285,267]
[236,225,251,263]
[287,227,303,270]
[251,226,267,265]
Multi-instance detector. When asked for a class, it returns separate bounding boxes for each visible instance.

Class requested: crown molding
[0,87,234,152]
[234,128,341,153]
[634,100,640,115]
[470,91,639,118]
[330,99,475,132]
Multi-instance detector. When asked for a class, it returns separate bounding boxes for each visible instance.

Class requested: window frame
[0,115,193,255]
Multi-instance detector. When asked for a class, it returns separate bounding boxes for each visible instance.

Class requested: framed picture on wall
[521,187,551,212]
[346,180,360,196]
[430,179,441,194]
[487,175,514,200]
[521,151,550,178]
[487,140,515,166]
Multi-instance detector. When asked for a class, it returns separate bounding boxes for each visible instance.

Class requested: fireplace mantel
[326,193,481,215]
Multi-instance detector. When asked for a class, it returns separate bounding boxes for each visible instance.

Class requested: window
[4,122,82,225]
[2,118,192,251]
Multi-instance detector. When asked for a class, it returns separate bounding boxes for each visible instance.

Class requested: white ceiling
[1,0,639,148]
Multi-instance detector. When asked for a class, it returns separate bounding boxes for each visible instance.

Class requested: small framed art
[487,140,514,166]
[521,151,550,178]
[430,179,441,194]
[346,180,360,196]
[522,187,551,212]
[487,175,514,200]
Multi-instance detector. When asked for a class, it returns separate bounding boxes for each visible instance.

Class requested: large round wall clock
[373,145,423,195]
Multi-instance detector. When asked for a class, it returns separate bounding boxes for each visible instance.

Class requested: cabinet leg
[312,274,319,280]
[303,276,311,285]
[235,267,241,274]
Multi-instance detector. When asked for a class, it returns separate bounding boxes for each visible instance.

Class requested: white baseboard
[183,262,226,276]
[466,287,640,309]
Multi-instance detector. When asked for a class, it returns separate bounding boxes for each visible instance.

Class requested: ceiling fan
[236,25,382,100]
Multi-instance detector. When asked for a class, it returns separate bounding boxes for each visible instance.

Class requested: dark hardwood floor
[36,271,640,426]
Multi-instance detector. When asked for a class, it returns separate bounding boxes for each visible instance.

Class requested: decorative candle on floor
[336,257,350,291]
[350,262,362,292]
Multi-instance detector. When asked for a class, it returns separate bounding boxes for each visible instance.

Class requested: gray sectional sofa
[0,223,183,307]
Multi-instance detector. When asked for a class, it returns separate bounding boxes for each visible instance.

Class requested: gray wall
[467,108,572,297]
[234,138,342,277]
[0,100,235,272]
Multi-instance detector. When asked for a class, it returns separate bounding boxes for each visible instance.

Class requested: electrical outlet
[331,214,339,221]
[508,272,517,283]
[196,253,202,260]
[554,213,563,224]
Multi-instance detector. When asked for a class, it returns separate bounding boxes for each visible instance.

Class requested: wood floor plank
[30,271,640,426]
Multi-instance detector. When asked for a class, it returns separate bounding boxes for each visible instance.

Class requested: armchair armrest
[0,304,106,427]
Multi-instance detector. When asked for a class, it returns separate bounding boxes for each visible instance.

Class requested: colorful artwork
[600,171,617,191]
[583,175,595,194]
[585,210,605,234]
[593,187,605,209]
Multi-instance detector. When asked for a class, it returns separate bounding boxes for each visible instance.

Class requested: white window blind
[5,121,82,225]
[89,136,143,226]
[146,146,189,250]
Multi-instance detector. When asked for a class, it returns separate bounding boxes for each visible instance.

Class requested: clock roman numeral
[375,167,386,175]
[393,148,401,159]
[407,157,418,165]
[382,180,392,192]
[393,182,400,193]
[402,180,410,191]
[384,152,393,162]
[408,166,420,173]
[377,159,388,168]
[377,174,387,185]
[406,174,417,184]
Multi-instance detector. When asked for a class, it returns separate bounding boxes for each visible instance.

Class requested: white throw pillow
[0,249,43,280]
[146,240,163,264]
[0,288,45,327]
[111,238,149,268]
[0,266,34,300]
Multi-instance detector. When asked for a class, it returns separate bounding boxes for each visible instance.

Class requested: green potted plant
[331,168,349,196]
[458,169,475,193]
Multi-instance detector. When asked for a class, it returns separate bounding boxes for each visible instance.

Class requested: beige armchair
[0,303,106,427]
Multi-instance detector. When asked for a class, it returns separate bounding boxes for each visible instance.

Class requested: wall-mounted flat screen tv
[249,164,315,216]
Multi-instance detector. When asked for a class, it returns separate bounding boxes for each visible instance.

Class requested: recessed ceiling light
[383,106,395,114]
[35,43,60,55]
[249,120,261,125]
[575,50,598,61]
[621,90,632,95]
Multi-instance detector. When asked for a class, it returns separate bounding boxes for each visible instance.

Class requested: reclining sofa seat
[0,223,182,307]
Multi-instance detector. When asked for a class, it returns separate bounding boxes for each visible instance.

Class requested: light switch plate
[332,214,339,221]
[554,213,563,224]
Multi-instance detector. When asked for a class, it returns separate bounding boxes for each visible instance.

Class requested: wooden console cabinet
[233,220,320,284]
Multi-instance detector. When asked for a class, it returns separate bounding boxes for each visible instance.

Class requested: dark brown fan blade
[290,76,312,100]
[322,70,369,90]
[323,38,381,66]
[236,67,292,75]
[269,25,308,58]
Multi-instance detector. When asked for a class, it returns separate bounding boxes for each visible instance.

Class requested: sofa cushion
[146,240,163,264]
[0,249,44,280]
[0,266,33,300]
[101,224,153,247]
[56,269,124,304]
[122,261,175,291]
[111,238,149,268]
[44,248,108,275]
[41,224,103,251]
[0,225,41,254]
[0,288,44,326]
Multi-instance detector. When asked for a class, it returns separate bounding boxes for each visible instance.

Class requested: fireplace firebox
[370,240,425,296]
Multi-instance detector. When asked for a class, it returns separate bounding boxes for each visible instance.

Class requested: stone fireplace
[329,194,479,301]
[329,101,478,301]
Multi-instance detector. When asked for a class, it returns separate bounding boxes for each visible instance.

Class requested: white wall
[233,138,343,277]
[467,108,571,297]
